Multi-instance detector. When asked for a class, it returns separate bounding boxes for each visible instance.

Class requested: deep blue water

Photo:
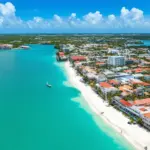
[0,44,134,150]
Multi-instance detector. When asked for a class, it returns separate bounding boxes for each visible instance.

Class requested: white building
[108,48,119,54]
[60,44,75,53]
[86,73,97,80]
[108,56,125,66]
[142,113,150,130]
[0,44,13,50]
[112,97,150,130]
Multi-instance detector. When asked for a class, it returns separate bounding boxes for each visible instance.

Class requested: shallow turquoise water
[0,45,134,150]
[142,40,150,46]
[129,40,150,46]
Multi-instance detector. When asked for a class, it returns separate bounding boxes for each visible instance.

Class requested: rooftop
[71,56,86,61]
[58,52,65,56]
[144,113,150,119]
[120,99,132,107]
[109,79,120,85]
[119,85,133,92]
[134,98,150,106]
[100,82,113,88]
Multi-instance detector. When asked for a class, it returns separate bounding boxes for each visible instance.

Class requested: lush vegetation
[1,34,150,48]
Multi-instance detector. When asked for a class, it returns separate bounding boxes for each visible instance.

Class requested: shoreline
[64,61,150,150]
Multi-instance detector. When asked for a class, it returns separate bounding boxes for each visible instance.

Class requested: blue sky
[0,0,150,33]
[1,0,150,18]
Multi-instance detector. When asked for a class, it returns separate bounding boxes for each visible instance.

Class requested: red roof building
[132,81,150,86]
[144,113,150,119]
[120,99,132,107]
[99,82,112,88]
[70,56,86,61]
[140,108,147,112]
[134,98,150,106]
[134,68,142,73]
[58,52,65,56]
[109,79,120,85]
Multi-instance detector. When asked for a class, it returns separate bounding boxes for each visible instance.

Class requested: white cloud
[33,17,43,23]
[27,17,51,29]
[0,16,3,25]
[0,2,150,33]
[83,11,103,24]
[0,2,26,29]
[70,13,76,19]
[121,7,143,21]
[67,13,81,27]
[121,7,129,19]
[130,8,143,21]
[0,2,16,16]
[53,14,63,23]
[119,7,145,29]
[108,14,116,21]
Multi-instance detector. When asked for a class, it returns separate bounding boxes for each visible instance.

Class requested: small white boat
[46,82,52,88]
[20,45,30,49]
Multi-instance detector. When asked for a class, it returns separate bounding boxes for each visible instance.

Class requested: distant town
[1,34,150,132]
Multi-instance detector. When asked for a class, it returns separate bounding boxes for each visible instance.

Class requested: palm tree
[83,76,88,83]
[136,117,143,125]
[107,93,113,105]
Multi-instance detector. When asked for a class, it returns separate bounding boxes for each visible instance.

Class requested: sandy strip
[64,61,150,150]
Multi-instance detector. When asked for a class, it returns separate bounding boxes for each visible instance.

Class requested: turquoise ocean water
[0,44,134,150]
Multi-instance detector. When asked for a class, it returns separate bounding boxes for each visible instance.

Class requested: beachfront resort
[56,36,150,132]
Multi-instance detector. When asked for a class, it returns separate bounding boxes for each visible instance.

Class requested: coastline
[64,61,150,150]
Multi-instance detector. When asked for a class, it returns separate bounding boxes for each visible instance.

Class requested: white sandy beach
[64,61,150,150]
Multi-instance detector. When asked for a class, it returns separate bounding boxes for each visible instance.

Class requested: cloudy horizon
[1,1,150,33]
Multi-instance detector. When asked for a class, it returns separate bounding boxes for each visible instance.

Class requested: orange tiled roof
[119,85,132,92]
[134,98,150,106]
[109,79,119,85]
[134,68,142,73]
[144,113,150,119]
[134,68,150,73]
[140,108,147,111]
[131,81,150,86]
[120,99,132,107]
[100,82,112,88]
